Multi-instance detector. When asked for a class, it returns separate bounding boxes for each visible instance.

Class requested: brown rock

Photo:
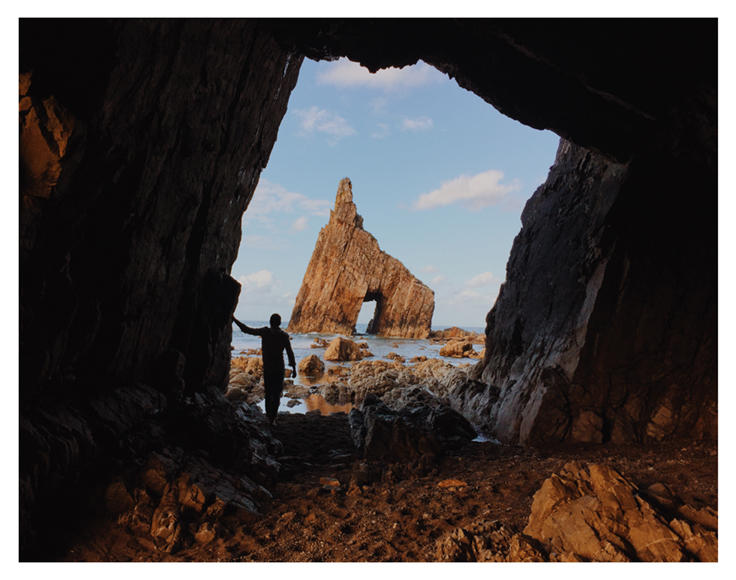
[438,479,467,489]
[327,365,350,377]
[430,327,485,344]
[104,480,134,515]
[439,339,475,358]
[20,77,76,201]
[385,352,405,363]
[298,354,325,376]
[324,337,364,362]
[309,337,329,348]
[319,477,341,490]
[150,485,183,553]
[524,462,717,562]
[288,178,434,338]
[435,519,545,562]
[230,356,263,376]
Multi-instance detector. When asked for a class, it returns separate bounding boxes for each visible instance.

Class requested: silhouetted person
[233,313,296,425]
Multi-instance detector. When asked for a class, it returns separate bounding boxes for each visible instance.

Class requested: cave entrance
[232,56,558,332]
[357,292,383,335]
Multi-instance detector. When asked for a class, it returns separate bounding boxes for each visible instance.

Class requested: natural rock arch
[287,178,434,339]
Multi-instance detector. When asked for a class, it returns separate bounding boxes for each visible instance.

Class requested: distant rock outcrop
[288,178,434,338]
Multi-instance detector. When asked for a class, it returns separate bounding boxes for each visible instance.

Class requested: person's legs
[263,368,284,424]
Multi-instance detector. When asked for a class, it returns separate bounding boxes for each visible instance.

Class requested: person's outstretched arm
[232,316,261,336]
[285,335,297,377]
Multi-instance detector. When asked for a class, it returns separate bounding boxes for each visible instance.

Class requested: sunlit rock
[288,178,435,338]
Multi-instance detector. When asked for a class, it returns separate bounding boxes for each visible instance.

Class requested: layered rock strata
[19,19,302,558]
[474,140,716,445]
[288,178,434,338]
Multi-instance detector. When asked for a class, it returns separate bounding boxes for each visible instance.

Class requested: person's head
[269,313,281,328]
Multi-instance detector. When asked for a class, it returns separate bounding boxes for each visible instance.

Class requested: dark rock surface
[267,19,715,165]
[349,394,475,463]
[480,140,716,444]
[19,19,301,558]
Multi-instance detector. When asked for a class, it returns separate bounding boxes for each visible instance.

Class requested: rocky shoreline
[63,408,718,562]
[58,333,718,562]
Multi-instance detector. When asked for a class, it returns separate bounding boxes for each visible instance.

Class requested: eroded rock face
[19,19,302,558]
[523,462,718,562]
[288,178,435,338]
[481,140,716,445]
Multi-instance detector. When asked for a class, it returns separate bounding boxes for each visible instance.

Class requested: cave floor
[65,411,718,562]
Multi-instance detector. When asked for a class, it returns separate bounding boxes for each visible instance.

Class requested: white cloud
[421,265,438,273]
[245,179,330,226]
[295,106,355,142]
[316,58,445,92]
[292,216,308,231]
[467,272,495,288]
[431,275,446,285]
[413,170,521,211]
[401,116,434,131]
[239,270,273,290]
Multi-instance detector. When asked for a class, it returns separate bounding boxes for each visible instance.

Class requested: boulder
[298,354,325,376]
[385,352,405,363]
[348,394,475,462]
[524,462,718,562]
[439,339,475,358]
[230,356,263,376]
[317,382,353,405]
[324,337,365,362]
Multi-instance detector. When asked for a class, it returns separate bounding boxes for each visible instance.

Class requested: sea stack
[288,178,434,338]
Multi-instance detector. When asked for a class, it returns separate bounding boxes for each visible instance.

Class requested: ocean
[231,321,485,417]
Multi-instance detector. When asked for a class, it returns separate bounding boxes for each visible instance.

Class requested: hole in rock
[357,292,382,335]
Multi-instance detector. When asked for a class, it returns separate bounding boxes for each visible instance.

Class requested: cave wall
[464,140,717,445]
[21,20,302,404]
[19,19,302,557]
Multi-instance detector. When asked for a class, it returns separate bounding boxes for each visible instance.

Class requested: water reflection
[257,393,353,417]
[303,393,352,415]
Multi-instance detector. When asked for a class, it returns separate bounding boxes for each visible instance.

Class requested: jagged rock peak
[288,178,434,339]
[332,177,363,228]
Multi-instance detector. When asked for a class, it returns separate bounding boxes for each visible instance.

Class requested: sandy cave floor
[65,411,718,562]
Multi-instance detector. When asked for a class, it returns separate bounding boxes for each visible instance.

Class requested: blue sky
[232,57,559,327]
